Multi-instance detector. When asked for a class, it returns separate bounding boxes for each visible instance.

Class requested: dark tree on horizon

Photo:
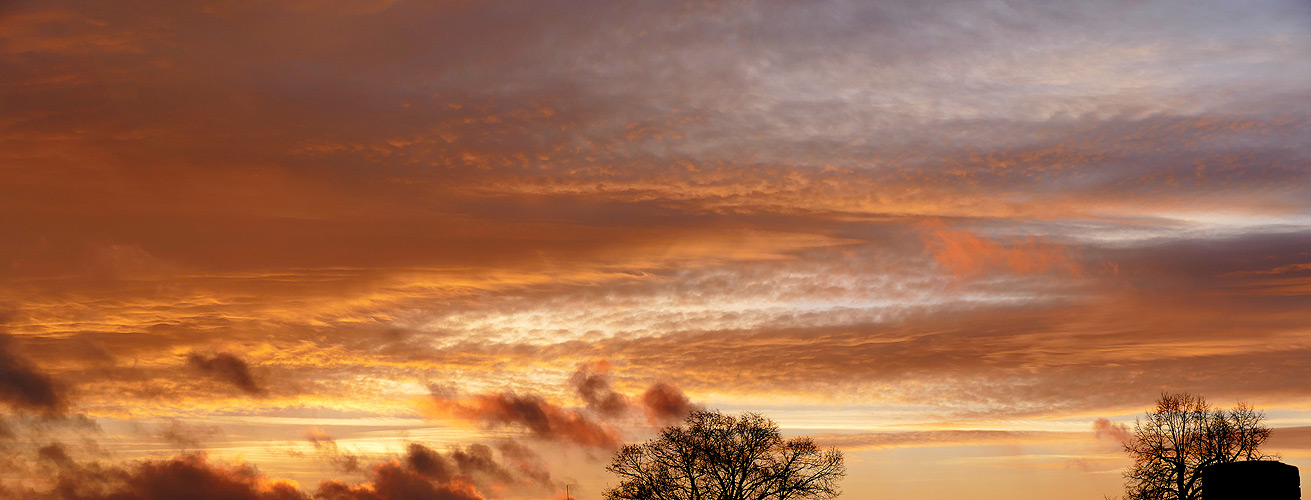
[604,410,845,500]
[1121,392,1273,500]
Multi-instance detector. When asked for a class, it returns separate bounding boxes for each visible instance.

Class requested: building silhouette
[1202,461,1300,500]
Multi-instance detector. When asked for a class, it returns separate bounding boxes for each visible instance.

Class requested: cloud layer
[1,0,1308,498]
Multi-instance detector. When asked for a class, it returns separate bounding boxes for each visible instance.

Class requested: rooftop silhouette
[1202,461,1300,500]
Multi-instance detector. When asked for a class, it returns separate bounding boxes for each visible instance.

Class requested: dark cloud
[0,332,67,415]
[639,382,698,427]
[427,389,621,449]
[36,442,75,469]
[400,441,553,493]
[185,352,267,396]
[316,460,484,500]
[403,442,453,482]
[569,360,630,417]
[448,444,515,487]
[425,365,703,449]
[22,452,308,500]
[4,444,553,500]
[392,442,549,496]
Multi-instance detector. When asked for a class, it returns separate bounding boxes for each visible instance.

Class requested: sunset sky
[2,0,1310,499]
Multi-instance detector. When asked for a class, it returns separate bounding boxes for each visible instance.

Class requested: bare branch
[1120,393,1272,500]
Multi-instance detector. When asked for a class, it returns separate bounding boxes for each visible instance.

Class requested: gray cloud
[185,353,266,396]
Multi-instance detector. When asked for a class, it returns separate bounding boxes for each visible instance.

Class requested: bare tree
[1122,392,1274,500]
[604,410,844,500]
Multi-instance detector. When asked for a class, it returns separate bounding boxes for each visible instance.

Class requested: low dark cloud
[322,442,550,500]
[36,442,75,469]
[6,441,554,500]
[317,460,484,500]
[403,442,452,481]
[447,445,515,486]
[403,442,538,492]
[185,352,267,396]
[639,382,698,427]
[569,360,629,417]
[0,332,67,416]
[427,389,621,449]
[426,363,703,447]
[20,452,308,500]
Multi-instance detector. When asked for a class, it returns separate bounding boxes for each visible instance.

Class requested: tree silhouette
[604,410,844,500]
[1121,392,1273,500]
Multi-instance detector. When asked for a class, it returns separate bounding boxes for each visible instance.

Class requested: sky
[1,0,1310,499]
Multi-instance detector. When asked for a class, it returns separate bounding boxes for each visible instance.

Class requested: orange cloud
[920,221,1082,278]
[1092,418,1131,445]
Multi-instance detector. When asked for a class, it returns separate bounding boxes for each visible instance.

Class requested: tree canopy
[1121,392,1273,500]
[604,410,844,500]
